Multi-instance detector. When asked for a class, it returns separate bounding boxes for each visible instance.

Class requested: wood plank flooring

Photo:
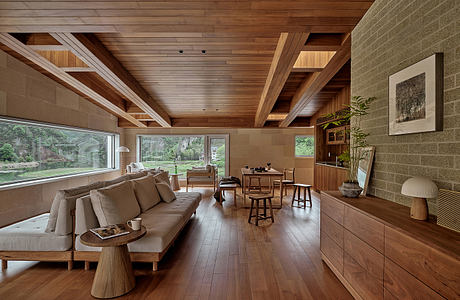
[0,188,351,300]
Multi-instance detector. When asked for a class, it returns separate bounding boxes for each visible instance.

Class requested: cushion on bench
[0,213,72,251]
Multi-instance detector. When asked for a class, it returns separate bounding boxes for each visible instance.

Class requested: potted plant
[321,96,375,197]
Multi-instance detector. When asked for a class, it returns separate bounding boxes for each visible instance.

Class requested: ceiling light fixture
[179,50,184,54]
[201,50,206,54]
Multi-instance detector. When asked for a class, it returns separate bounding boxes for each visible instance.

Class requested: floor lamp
[116,146,130,174]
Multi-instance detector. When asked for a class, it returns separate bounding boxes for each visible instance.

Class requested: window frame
[137,134,230,177]
[0,116,119,189]
[295,135,315,158]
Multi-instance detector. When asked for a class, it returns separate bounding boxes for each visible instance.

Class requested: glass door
[206,135,229,178]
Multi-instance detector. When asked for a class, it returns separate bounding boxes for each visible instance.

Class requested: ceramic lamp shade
[116,146,130,153]
[401,177,438,221]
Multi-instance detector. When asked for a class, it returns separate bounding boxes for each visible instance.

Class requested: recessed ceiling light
[202,108,206,111]
[201,50,206,54]
[215,108,219,111]
[179,50,184,54]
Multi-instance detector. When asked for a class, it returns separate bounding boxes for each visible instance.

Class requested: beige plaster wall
[124,127,315,186]
[0,50,122,227]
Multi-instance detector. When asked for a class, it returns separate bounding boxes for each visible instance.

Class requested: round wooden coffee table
[80,225,146,299]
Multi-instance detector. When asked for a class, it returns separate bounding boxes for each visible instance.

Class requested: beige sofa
[74,172,201,271]
[0,169,201,271]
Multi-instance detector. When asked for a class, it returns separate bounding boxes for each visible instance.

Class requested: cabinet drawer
[321,193,344,225]
[385,226,460,299]
[344,206,384,253]
[384,258,444,300]
[344,230,384,300]
[321,212,343,248]
[321,232,343,274]
[344,253,383,300]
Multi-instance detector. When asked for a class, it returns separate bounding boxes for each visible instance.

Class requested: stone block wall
[351,0,460,214]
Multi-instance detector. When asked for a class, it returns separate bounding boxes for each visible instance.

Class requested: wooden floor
[0,188,351,300]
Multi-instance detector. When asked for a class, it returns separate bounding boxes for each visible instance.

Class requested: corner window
[0,117,117,186]
[295,135,314,157]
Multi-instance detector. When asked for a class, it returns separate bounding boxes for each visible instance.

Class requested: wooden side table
[80,225,146,299]
[170,173,182,191]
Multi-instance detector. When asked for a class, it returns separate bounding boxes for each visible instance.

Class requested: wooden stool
[248,195,274,226]
[220,183,238,208]
[291,184,312,208]
[248,176,262,192]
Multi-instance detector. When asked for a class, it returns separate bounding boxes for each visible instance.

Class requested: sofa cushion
[90,181,141,226]
[75,214,184,253]
[153,172,170,186]
[0,213,72,251]
[131,175,161,212]
[103,174,131,187]
[141,192,200,222]
[155,182,176,203]
[46,181,104,234]
[128,170,148,180]
[75,195,100,235]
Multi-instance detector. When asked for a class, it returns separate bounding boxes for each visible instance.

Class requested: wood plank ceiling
[0,1,373,128]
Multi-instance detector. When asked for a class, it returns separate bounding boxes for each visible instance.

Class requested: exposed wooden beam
[0,33,146,128]
[51,33,172,127]
[280,35,351,127]
[60,67,94,72]
[254,32,310,127]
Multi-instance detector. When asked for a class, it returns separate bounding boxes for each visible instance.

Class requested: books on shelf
[90,224,130,240]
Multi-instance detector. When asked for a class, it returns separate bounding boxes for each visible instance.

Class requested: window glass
[295,136,314,157]
[0,118,115,186]
[139,136,205,177]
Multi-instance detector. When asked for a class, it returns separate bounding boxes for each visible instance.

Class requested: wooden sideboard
[320,191,460,300]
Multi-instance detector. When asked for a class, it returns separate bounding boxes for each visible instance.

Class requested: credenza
[320,191,460,300]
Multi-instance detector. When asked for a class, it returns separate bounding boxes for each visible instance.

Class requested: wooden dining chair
[273,168,295,196]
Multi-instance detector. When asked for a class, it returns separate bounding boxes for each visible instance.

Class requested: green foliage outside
[0,121,111,184]
[140,136,226,178]
[295,136,314,157]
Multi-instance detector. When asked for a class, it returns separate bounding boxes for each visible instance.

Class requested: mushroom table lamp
[401,177,438,221]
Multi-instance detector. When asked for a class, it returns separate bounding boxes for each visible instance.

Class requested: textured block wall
[351,0,460,215]
[0,50,122,227]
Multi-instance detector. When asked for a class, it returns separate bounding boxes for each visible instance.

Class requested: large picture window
[138,135,228,178]
[295,135,315,157]
[0,117,116,186]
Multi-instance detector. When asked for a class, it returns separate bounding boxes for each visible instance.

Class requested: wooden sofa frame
[186,167,218,192]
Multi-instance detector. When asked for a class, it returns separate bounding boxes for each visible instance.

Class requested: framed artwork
[388,53,443,135]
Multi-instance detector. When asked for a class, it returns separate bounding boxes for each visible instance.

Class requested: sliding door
[138,134,229,178]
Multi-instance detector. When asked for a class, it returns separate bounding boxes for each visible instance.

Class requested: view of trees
[139,136,226,177]
[0,120,112,184]
[295,136,315,157]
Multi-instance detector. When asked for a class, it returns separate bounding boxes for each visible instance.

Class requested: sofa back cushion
[103,174,131,187]
[90,181,140,226]
[46,181,104,234]
[75,195,100,235]
[131,175,161,212]
[153,171,170,187]
[156,181,176,203]
[128,170,148,180]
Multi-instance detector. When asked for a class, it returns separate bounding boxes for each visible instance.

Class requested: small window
[295,135,314,157]
[0,117,117,186]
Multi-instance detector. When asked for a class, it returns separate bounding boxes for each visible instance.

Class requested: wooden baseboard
[321,252,362,300]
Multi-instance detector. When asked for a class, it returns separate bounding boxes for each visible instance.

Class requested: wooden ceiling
[0,1,373,128]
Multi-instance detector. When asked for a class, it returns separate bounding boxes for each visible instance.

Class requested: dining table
[240,168,284,208]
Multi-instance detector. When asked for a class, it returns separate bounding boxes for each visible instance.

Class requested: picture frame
[388,53,443,135]
[357,146,375,196]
